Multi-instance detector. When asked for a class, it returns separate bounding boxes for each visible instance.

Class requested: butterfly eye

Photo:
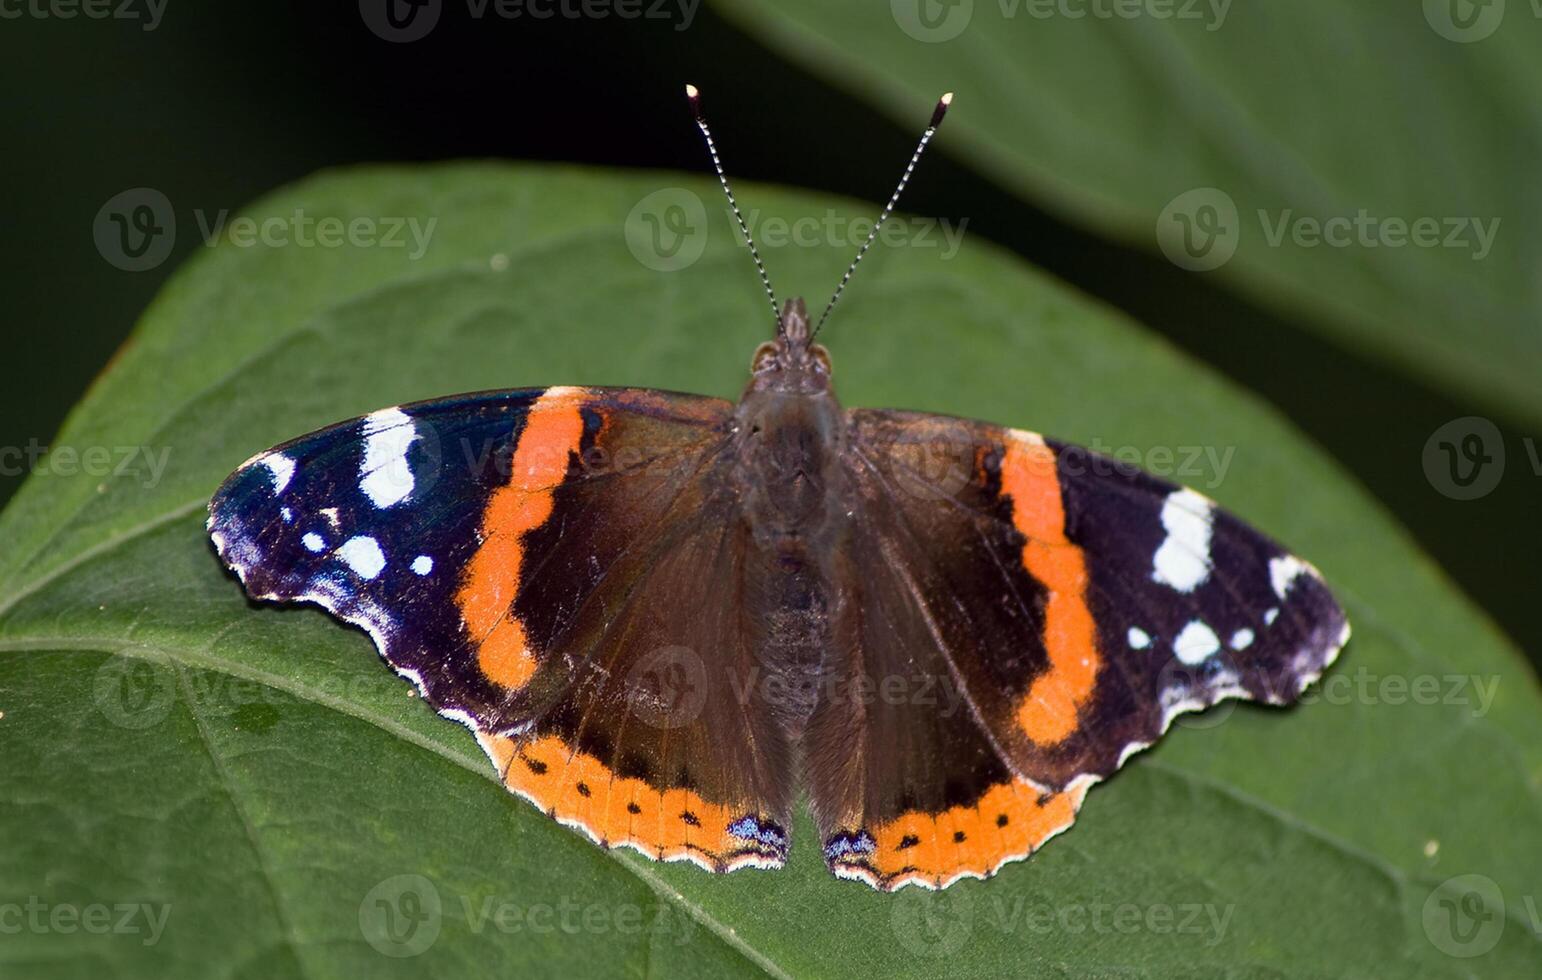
[810,345,832,376]
[751,342,780,373]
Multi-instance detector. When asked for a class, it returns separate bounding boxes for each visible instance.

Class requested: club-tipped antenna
[685,84,782,335]
[811,92,953,340]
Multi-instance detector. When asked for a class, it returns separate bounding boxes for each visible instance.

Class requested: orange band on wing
[476,732,786,872]
[1000,431,1100,745]
[828,778,1090,891]
[455,387,587,690]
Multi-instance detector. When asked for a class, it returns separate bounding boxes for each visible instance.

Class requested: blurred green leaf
[0,165,1536,978]
[713,0,1542,428]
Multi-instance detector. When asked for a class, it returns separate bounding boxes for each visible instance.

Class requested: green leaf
[711,0,1542,428]
[0,165,1536,978]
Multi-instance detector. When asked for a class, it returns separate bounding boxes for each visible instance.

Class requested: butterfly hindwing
[209,386,793,871]
[804,409,1348,889]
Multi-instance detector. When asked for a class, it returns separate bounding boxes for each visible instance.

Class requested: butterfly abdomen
[748,551,833,738]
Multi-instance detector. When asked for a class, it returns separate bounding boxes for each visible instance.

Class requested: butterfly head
[748,297,833,395]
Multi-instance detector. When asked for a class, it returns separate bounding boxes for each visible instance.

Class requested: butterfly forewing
[209,386,794,871]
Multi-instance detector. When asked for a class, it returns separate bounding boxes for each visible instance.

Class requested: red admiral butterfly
[208,87,1348,891]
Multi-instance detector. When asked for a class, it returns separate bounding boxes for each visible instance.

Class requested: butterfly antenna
[811,92,953,340]
[685,84,783,336]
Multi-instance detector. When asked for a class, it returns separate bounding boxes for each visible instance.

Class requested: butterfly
[208,87,1348,891]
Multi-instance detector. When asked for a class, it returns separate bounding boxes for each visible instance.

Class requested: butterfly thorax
[734,298,845,547]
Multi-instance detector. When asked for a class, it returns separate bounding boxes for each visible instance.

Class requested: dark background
[2,4,1537,670]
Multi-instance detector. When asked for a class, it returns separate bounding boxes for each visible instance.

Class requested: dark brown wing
[805,409,1348,890]
[210,386,792,872]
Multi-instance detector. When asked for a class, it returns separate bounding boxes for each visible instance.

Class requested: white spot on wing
[1264,607,1280,625]
[336,535,386,580]
[1231,628,1255,650]
[360,407,418,509]
[1151,489,1214,593]
[411,555,433,576]
[302,532,325,553]
[260,453,296,494]
[1127,627,1152,649]
[1269,555,1309,600]
[1173,620,1220,665]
